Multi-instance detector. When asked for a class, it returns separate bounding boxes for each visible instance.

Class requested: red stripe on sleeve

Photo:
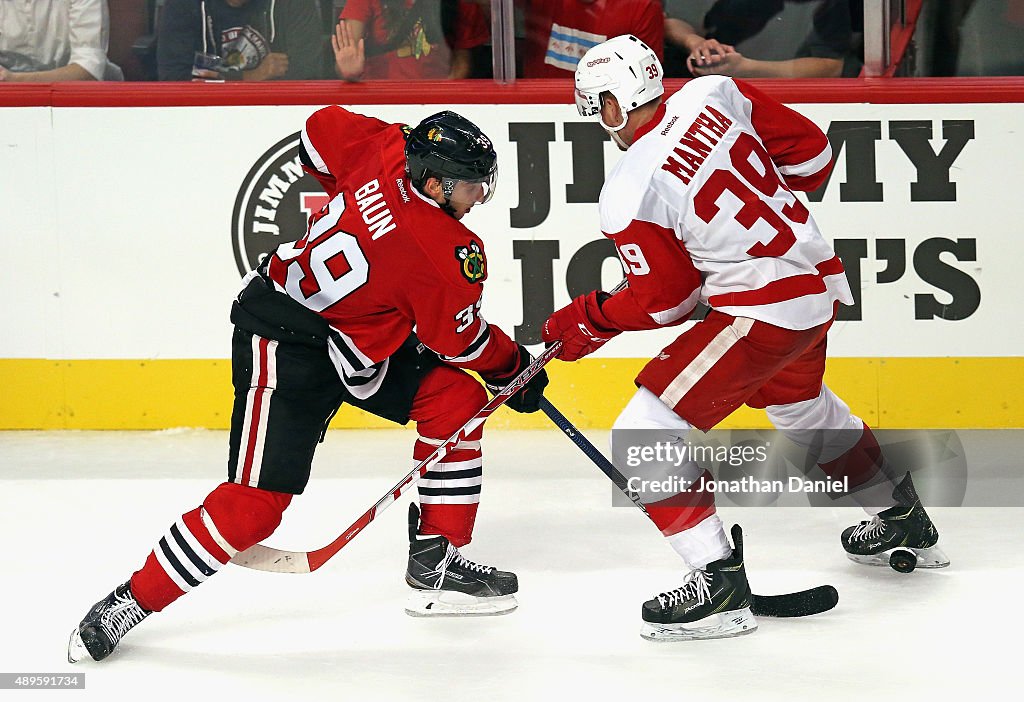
[601,220,702,331]
[707,256,845,308]
[783,167,830,192]
[733,79,834,183]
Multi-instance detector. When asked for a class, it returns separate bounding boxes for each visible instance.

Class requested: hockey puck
[889,549,917,573]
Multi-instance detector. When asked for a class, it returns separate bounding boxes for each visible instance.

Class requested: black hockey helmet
[405,111,497,207]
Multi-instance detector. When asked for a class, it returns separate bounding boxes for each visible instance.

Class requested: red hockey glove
[541,291,620,362]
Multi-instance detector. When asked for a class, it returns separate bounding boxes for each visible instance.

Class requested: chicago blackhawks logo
[456,240,486,283]
[231,133,329,276]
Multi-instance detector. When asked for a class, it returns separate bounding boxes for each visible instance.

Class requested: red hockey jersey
[598,76,854,333]
[261,106,519,397]
[340,0,489,81]
[522,0,664,78]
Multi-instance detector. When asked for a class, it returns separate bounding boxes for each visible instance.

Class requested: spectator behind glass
[955,0,1024,76]
[333,0,489,80]
[665,0,857,78]
[0,0,122,82]
[519,0,664,78]
[157,0,325,80]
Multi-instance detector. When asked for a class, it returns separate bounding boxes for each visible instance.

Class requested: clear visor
[575,88,601,117]
[445,167,498,207]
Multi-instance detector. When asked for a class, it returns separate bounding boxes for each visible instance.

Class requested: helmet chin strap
[415,176,458,218]
[439,177,458,217]
[600,111,631,150]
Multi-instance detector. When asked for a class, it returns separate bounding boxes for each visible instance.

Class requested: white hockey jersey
[598,76,854,332]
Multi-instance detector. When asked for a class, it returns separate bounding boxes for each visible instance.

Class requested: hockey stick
[231,342,561,574]
[538,396,839,618]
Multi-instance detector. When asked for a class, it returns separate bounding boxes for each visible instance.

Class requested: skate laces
[100,589,149,643]
[849,516,888,542]
[425,543,495,588]
[657,569,711,610]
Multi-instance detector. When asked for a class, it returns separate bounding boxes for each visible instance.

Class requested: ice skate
[842,471,949,570]
[67,582,151,663]
[404,504,518,616]
[640,524,757,641]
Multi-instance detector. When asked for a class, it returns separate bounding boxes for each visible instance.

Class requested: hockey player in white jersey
[542,34,948,641]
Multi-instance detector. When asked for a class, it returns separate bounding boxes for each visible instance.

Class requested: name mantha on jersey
[232,134,332,276]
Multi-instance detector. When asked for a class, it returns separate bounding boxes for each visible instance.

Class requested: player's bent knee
[451,372,488,420]
[613,386,691,432]
[766,385,857,431]
[415,366,488,438]
[203,482,294,552]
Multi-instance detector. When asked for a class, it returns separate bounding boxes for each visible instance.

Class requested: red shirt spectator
[521,0,664,78]
[339,0,489,80]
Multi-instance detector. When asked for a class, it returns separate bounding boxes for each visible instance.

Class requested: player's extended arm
[598,220,702,331]
[433,320,548,414]
[409,279,546,413]
[543,220,701,361]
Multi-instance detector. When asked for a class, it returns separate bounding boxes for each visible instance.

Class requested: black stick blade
[751,585,839,618]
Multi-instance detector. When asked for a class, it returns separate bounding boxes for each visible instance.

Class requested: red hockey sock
[644,469,718,537]
[130,483,291,612]
[410,366,487,547]
[413,437,481,547]
[818,423,885,489]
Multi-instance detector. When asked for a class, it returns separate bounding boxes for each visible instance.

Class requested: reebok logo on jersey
[395,178,411,203]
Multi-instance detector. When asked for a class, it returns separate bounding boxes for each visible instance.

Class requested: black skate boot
[404,504,518,616]
[842,471,949,570]
[640,524,757,641]
[67,582,152,662]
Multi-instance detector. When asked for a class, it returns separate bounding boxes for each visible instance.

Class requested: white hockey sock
[665,515,731,570]
[857,479,899,516]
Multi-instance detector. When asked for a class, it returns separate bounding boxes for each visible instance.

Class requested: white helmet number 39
[573,34,665,129]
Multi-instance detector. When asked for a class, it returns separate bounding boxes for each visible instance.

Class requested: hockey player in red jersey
[68,109,548,662]
[541,35,948,641]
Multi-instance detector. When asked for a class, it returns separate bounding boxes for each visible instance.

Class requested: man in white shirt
[0,0,122,81]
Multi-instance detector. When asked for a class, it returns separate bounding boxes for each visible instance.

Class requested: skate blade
[404,590,518,617]
[847,545,950,569]
[67,629,89,664]
[640,607,757,642]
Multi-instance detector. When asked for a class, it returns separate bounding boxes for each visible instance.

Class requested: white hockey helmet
[574,34,664,132]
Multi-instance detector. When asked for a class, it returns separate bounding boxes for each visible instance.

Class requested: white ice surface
[1,429,1020,700]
